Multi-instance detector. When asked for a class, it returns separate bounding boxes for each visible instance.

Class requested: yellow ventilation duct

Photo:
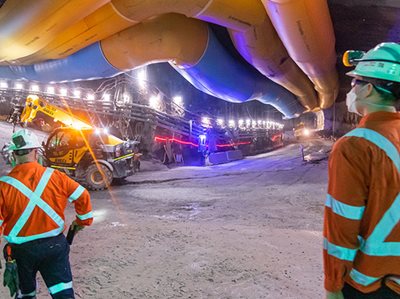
[0,0,339,112]
[0,0,109,62]
[100,13,209,69]
[263,0,339,108]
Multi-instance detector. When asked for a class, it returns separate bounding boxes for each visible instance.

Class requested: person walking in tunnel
[0,129,93,299]
[324,43,400,299]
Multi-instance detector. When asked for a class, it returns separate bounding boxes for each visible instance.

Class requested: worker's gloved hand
[3,260,19,297]
[71,220,85,232]
[326,291,344,299]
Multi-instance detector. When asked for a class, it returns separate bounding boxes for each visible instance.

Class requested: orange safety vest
[0,162,93,244]
[323,111,400,294]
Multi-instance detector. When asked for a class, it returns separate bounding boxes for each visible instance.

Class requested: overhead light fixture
[122,93,130,104]
[137,68,147,89]
[216,118,224,126]
[201,116,211,127]
[30,84,39,92]
[103,93,111,101]
[173,96,183,106]
[46,86,55,94]
[14,82,23,90]
[73,89,81,98]
[60,88,68,96]
[149,95,160,109]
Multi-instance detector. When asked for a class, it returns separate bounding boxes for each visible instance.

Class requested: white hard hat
[8,129,41,151]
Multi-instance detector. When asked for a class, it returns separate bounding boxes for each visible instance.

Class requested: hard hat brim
[346,70,357,77]
[8,144,40,151]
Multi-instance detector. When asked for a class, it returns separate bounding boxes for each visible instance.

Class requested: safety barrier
[208,150,243,165]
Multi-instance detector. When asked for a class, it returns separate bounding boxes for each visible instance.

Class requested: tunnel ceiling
[0,0,398,118]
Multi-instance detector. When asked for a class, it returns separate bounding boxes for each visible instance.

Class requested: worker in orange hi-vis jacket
[0,129,93,299]
[324,42,400,299]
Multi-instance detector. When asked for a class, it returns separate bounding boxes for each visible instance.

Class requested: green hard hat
[8,129,41,151]
[344,42,400,83]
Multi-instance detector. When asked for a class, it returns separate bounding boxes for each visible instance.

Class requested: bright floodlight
[216,118,224,126]
[14,82,23,90]
[137,68,147,89]
[228,119,235,128]
[201,116,210,126]
[86,94,95,101]
[30,84,39,92]
[149,95,160,109]
[73,89,81,98]
[303,128,310,136]
[173,96,183,106]
[60,88,68,96]
[46,86,55,94]
[122,93,130,104]
[103,93,111,101]
[246,119,251,127]
[257,120,262,126]
[238,119,244,127]
[0,81,8,89]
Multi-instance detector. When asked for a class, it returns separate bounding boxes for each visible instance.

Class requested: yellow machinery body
[19,95,137,190]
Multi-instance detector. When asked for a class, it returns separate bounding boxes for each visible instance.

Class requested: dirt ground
[0,122,331,298]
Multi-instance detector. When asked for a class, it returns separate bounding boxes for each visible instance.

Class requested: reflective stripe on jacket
[0,162,93,244]
[323,111,400,294]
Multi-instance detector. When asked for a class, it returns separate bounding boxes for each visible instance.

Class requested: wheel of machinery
[85,164,113,191]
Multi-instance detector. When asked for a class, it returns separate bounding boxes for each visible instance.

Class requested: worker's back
[0,161,92,243]
[325,111,400,293]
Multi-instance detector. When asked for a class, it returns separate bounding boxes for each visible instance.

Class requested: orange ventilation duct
[100,14,209,70]
[228,16,318,111]
[0,14,305,117]
[0,0,109,63]
[0,0,340,113]
[263,0,339,109]
[110,0,319,110]
[7,0,320,112]
[18,3,137,64]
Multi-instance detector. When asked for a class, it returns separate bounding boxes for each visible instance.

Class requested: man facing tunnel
[324,43,400,299]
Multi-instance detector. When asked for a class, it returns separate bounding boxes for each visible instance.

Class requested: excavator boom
[21,94,92,130]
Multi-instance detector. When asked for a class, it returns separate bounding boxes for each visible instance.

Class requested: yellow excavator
[17,95,137,190]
